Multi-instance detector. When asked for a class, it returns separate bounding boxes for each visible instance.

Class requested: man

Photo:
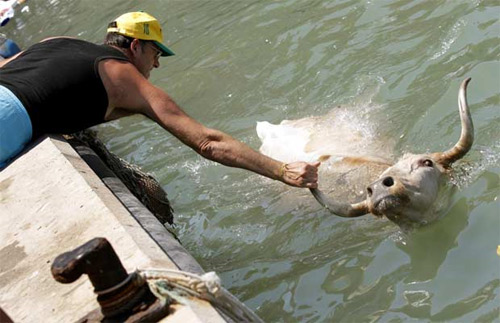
[0,11,319,188]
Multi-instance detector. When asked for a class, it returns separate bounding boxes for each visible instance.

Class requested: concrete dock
[0,135,229,322]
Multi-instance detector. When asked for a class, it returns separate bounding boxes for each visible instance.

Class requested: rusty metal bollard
[51,237,170,322]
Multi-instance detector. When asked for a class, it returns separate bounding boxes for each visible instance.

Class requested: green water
[5,0,499,321]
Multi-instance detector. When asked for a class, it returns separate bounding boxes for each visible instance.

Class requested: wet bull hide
[257,78,473,230]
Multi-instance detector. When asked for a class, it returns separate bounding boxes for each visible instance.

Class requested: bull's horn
[310,188,369,217]
[434,78,474,167]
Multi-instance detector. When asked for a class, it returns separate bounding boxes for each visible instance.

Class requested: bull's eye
[423,159,433,167]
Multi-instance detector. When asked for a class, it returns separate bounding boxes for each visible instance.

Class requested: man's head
[106,12,174,78]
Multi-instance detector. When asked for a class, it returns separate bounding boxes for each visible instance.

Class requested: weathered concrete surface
[0,136,225,322]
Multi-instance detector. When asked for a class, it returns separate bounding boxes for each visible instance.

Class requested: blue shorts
[0,85,32,168]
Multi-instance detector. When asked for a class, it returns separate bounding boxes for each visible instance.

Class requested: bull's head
[311,78,473,228]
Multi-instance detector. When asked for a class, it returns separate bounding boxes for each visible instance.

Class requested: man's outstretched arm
[99,59,319,188]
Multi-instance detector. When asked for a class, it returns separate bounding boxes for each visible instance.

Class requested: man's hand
[280,161,320,188]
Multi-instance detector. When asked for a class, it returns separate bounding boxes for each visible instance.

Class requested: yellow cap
[107,12,174,57]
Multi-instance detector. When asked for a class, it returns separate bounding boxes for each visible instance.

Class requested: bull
[257,78,473,230]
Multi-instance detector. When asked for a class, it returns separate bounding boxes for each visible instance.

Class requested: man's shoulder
[32,37,95,50]
[40,36,79,43]
[34,37,126,59]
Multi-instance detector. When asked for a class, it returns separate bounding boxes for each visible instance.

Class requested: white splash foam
[450,142,500,189]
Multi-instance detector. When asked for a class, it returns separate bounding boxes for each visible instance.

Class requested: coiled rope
[141,269,263,322]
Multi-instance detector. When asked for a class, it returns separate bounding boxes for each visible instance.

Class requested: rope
[140,269,263,323]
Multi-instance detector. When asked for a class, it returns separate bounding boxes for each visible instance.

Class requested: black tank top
[0,38,129,139]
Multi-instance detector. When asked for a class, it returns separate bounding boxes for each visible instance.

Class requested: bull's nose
[367,176,395,197]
